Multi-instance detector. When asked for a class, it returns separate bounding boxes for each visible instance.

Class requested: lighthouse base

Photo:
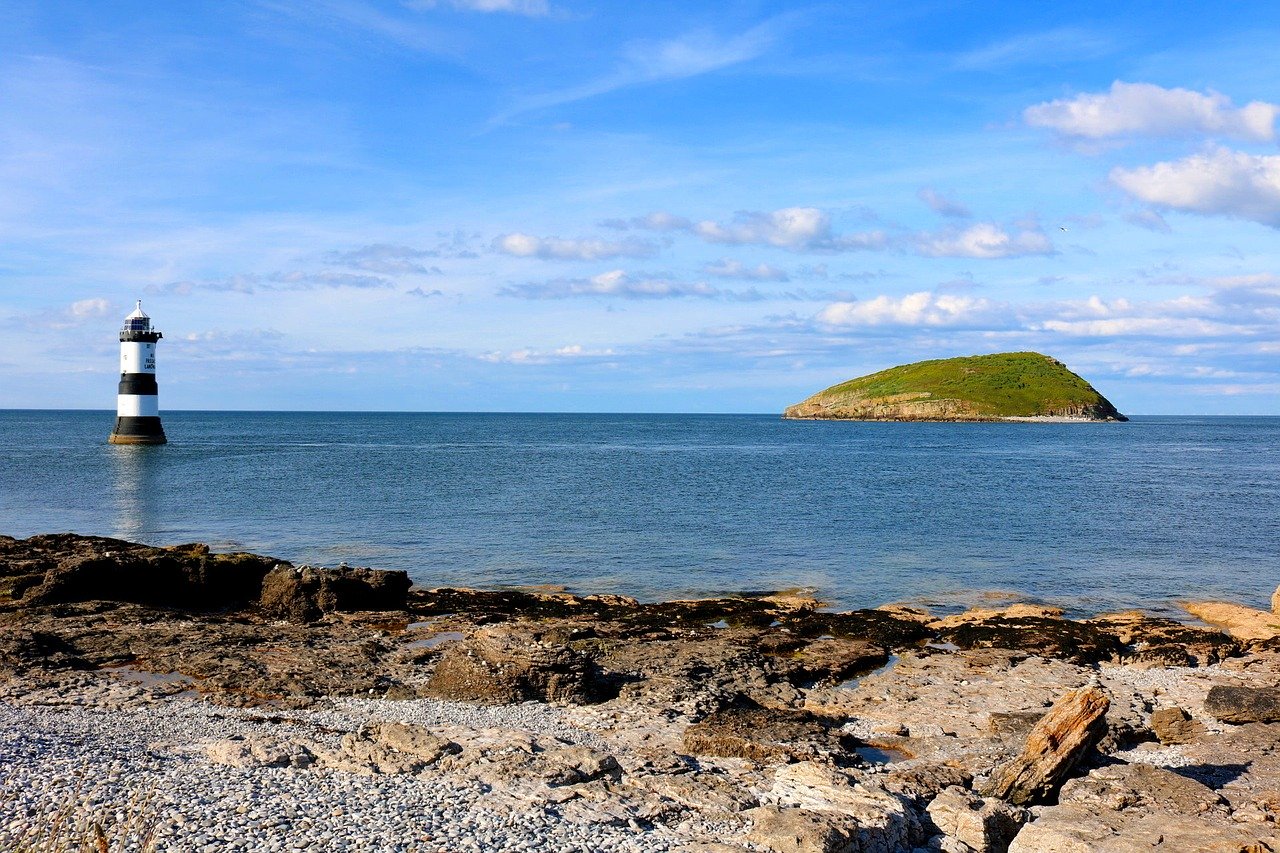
[109,416,167,445]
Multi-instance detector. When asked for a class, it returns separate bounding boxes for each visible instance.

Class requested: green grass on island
[784,351,1127,422]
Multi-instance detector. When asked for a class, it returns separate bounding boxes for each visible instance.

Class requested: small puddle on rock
[835,654,900,691]
[405,631,465,650]
[856,745,908,765]
[925,641,960,651]
[706,620,730,629]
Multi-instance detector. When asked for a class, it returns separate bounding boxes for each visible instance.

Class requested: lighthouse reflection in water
[110,444,161,543]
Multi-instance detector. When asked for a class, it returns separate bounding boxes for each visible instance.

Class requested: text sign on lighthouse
[108,301,167,445]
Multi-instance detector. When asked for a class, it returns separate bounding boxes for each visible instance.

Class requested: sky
[2,1,1279,413]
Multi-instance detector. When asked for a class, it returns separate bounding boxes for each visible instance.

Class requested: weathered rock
[204,734,316,769]
[747,795,916,853]
[423,622,596,704]
[682,706,858,764]
[0,629,89,675]
[1148,706,1204,744]
[1204,684,1280,723]
[326,722,460,774]
[258,564,411,623]
[746,806,857,853]
[983,686,1109,805]
[1006,763,1274,853]
[7,534,279,610]
[1183,601,1280,644]
[1090,611,1240,667]
[924,785,1027,853]
[878,764,974,806]
[771,638,888,686]
[540,743,622,786]
[783,609,934,648]
[939,617,1121,665]
[1272,585,1280,616]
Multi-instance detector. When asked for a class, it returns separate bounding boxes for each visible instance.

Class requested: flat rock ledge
[2,533,1280,852]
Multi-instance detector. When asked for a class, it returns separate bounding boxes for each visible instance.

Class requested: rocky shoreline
[2,534,1279,852]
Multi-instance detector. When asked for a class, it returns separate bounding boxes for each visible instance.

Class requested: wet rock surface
[3,534,1280,852]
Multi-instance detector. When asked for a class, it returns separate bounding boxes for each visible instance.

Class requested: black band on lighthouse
[110,416,167,442]
[118,373,159,395]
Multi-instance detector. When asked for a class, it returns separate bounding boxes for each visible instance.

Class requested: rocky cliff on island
[784,352,1127,422]
[3,534,1279,852]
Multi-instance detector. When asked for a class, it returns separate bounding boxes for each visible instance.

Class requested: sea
[2,410,1277,616]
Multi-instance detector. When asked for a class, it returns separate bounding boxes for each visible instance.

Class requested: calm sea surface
[1,411,1277,615]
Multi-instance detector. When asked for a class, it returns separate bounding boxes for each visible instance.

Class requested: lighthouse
[108,301,167,445]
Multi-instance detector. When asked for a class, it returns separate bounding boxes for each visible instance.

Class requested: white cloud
[915,222,1055,259]
[493,233,657,260]
[693,207,888,252]
[407,0,550,15]
[695,206,826,248]
[69,298,111,319]
[1025,81,1280,142]
[704,259,789,281]
[1110,147,1280,228]
[917,188,971,218]
[818,291,997,328]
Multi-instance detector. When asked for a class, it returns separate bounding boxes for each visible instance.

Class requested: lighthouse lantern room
[108,301,167,445]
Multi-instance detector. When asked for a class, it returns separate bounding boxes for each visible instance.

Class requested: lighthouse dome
[123,300,152,333]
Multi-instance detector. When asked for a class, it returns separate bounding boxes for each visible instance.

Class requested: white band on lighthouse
[116,394,160,418]
[120,341,157,374]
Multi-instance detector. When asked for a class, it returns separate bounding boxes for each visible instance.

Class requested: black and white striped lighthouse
[108,301,167,445]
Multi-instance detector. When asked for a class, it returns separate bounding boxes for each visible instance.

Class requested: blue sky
[2,1,1279,413]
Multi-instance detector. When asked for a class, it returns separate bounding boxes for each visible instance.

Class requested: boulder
[1273,585,1280,616]
[326,722,460,775]
[747,792,916,853]
[983,686,1109,805]
[258,564,411,623]
[746,806,858,853]
[924,785,1027,853]
[1204,685,1280,724]
[1148,707,1203,744]
[422,622,596,704]
[204,734,315,769]
[682,706,858,764]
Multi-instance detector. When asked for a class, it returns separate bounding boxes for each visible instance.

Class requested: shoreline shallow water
[1,410,1278,615]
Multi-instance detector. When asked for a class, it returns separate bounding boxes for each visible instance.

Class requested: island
[783,351,1127,422]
